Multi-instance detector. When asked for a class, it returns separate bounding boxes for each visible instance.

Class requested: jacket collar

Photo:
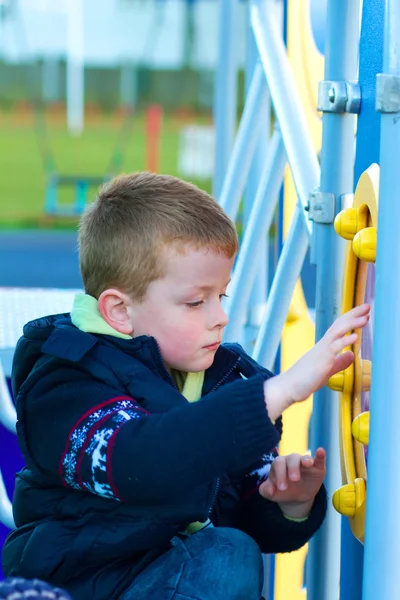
[20,314,241,395]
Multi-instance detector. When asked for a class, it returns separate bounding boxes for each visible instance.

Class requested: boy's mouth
[203,342,220,351]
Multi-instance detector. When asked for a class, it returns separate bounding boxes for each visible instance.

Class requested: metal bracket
[318,80,361,114]
[307,190,335,224]
[376,73,400,113]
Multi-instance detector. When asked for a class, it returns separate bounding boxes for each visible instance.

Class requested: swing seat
[44,173,110,216]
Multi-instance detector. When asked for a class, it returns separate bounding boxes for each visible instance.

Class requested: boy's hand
[259,448,326,519]
[264,303,370,421]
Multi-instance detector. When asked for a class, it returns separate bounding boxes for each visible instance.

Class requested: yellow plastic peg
[334,208,358,240]
[352,412,370,446]
[328,364,354,394]
[332,478,366,518]
[352,227,377,263]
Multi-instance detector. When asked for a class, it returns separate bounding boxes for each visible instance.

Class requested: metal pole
[120,61,137,110]
[252,206,308,370]
[363,1,400,597]
[219,63,268,221]
[213,0,238,199]
[224,130,286,343]
[67,0,84,135]
[42,59,60,104]
[242,15,271,353]
[341,0,384,594]
[307,1,360,599]
[250,0,319,238]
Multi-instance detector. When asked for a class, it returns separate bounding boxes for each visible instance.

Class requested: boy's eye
[186,300,204,308]
[186,294,228,308]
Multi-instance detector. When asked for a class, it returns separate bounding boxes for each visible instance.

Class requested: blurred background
[0,0,265,288]
[0,0,249,231]
[0,0,326,288]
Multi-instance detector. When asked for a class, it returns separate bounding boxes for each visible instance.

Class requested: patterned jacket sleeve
[21,368,281,507]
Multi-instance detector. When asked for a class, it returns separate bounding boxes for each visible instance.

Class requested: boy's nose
[210,303,228,330]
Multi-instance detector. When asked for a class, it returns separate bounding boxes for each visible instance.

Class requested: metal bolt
[328,87,335,103]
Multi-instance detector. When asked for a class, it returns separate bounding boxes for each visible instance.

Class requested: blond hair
[79,172,238,300]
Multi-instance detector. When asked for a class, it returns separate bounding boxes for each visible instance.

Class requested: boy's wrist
[263,374,293,422]
[278,498,314,520]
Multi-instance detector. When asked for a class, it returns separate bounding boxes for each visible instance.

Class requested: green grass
[0,112,212,228]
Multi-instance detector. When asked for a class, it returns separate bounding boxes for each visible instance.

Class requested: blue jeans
[119,527,264,600]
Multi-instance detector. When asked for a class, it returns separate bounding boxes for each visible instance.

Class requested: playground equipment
[214,0,396,598]
[331,164,379,544]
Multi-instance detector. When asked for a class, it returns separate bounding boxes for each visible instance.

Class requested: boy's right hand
[264,304,370,422]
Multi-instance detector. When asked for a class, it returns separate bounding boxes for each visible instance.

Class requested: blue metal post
[213,0,238,199]
[250,0,318,236]
[363,1,400,598]
[340,0,384,595]
[242,14,270,353]
[219,63,268,221]
[307,1,361,599]
[252,206,309,370]
[224,130,286,343]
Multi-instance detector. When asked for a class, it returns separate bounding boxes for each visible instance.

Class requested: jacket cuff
[225,375,281,468]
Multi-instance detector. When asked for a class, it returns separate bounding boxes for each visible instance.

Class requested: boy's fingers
[260,479,277,499]
[300,454,314,469]
[271,456,288,490]
[313,447,326,470]
[331,336,358,356]
[329,350,355,376]
[327,305,370,340]
[286,454,302,481]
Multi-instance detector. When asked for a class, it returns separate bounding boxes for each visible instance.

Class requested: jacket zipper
[208,477,220,516]
[209,356,240,394]
[153,342,179,389]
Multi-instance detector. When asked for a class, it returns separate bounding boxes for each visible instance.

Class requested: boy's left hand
[259,448,326,519]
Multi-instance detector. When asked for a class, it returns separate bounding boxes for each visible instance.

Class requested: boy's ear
[98,289,134,336]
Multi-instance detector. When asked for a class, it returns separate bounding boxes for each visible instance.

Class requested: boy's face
[127,245,233,372]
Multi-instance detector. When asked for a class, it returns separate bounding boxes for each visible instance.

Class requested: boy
[2,173,369,600]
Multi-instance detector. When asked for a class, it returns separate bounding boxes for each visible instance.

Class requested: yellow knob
[352,227,377,263]
[332,484,357,517]
[352,411,370,446]
[332,478,366,518]
[362,359,372,392]
[334,208,358,240]
[328,363,354,394]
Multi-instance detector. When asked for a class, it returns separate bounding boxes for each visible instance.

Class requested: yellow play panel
[330,163,378,543]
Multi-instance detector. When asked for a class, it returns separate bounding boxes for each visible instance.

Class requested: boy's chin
[175,355,216,373]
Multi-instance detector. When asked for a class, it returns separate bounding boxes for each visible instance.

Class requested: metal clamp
[376,73,400,113]
[307,190,335,224]
[318,80,361,114]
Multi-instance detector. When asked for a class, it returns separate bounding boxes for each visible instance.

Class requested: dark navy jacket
[2,314,327,600]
